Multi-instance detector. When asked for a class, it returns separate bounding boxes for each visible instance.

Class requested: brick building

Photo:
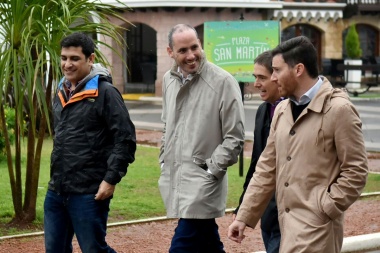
[100,0,380,96]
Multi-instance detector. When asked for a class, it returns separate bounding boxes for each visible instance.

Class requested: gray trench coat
[159,58,245,219]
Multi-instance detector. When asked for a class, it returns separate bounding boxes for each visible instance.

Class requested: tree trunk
[23,65,53,222]
[23,92,37,218]
[0,105,17,210]
[13,110,23,219]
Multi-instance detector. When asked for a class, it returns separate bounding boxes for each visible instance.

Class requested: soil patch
[0,197,379,252]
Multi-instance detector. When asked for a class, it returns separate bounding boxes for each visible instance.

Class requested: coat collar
[279,76,349,115]
[169,51,207,80]
[307,77,334,114]
[307,76,350,114]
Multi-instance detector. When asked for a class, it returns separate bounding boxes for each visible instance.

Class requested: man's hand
[95,180,115,200]
[228,220,247,243]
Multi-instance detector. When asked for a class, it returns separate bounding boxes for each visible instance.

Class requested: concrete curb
[242,197,380,253]
[252,233,380,253]
[2,232,379,253]
[341,233,380,253]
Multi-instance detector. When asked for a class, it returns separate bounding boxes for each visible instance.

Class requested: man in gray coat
[159,24,245,252]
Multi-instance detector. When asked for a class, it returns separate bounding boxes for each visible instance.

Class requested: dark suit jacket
[234,101,280,232]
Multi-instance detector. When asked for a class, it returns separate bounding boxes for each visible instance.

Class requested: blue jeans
[44,190,116,253]
[169,218,225,253]
[261,228,281,253]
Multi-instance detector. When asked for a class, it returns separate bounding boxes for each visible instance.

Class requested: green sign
[204,21,280,82]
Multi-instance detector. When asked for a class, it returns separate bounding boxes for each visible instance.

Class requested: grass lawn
[0,139,379,236]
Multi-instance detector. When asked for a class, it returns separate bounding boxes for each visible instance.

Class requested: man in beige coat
[228,36,368,252]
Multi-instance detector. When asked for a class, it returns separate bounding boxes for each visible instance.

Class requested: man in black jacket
[44,32,136,253]
[233,50,282,253]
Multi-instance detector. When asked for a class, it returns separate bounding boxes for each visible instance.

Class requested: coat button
[290,129,295,136]
[287,156,291,161]
[285,208,290,213]
[285,182,289,187]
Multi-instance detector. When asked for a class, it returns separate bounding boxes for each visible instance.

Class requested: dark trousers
[262,228,281,253]
[44,190,116,253]
[169,218,225,253]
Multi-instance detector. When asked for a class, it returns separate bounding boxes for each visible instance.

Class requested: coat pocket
[192,155,208,170]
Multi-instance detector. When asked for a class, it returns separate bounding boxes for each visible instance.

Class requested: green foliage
[0,143,244,235]
[0,106,16,157]
[0,0,132,136]
[363,173,380,193]
[0,0,133,223]
[345,24,362,59]
[1,143,379,236]
[0,137,52,231]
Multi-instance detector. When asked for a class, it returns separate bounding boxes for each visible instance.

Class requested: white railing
[347,0,379,4]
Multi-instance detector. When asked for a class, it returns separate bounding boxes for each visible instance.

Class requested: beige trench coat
[237,78,368,253]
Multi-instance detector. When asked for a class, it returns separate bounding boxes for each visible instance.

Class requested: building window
[125,23,157,93]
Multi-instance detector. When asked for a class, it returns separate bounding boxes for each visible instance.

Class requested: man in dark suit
[233,50,282,253]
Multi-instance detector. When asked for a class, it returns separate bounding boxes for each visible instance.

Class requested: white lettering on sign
[236,44,268,60]
[232,37,250,45]
[213,42,270,65]
[214,47,232,61]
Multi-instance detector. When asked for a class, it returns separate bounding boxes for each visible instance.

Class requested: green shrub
[345,24,362,59]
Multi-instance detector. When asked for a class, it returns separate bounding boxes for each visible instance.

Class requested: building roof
[100,0,345,9]
[100,0,346,22]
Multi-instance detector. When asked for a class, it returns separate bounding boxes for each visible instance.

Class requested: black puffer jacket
[49,65,136,194]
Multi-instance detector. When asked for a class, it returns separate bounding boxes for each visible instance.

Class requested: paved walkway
[125,91,380,153]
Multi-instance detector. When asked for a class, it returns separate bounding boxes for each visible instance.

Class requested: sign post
[204,21,280,176]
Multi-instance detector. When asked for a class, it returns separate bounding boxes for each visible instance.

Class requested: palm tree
[0,0,131,224]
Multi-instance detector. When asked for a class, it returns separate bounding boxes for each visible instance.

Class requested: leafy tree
[0,0,131,224]
[345,24,362,59]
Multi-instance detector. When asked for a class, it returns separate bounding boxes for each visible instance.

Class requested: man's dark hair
[272,36,319,78]
[60,32,95,58]
[254,50,273,74]
[168,24,198,49]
